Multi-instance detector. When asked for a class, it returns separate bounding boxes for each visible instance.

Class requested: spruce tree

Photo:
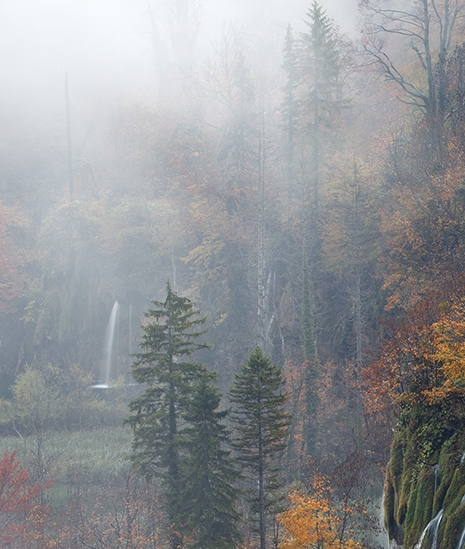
[229,347,291,549]
[125,281,209,549]
[300,1,346,249]
[281,24,301,185]
[180,373,241,549]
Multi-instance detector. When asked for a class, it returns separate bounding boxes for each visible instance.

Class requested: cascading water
[431,509,443,549]
[377,493,390,549]
[456,495,465,549]
[414,509,443,549]
[433,465,440,496]
[93,301,120,389]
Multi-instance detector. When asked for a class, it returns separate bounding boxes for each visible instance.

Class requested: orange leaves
[426,299,465,401]
[364,289,465,414]
[278,477,364,549]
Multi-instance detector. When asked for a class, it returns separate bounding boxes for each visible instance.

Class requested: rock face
[384,406,465,549]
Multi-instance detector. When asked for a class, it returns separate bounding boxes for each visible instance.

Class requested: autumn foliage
[56,474,163,549]
[278,477,364,549]
[363,286,465,422]
[0,450,53,548]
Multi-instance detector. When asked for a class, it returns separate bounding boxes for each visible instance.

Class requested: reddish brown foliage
[363,283,465,421]
[0,450,53,548]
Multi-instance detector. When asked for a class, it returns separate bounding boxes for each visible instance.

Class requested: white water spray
[433,464,440,495]
[93,301,120,389]
[377,493,390,549]
[414,509,443,549]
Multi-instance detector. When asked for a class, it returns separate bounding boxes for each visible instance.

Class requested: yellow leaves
[278,478,364,549]
[366,291,465,411]
[423,299,465,401]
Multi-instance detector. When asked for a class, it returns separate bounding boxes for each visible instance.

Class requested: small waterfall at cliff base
[377,492,390,549]
[414,509,443,549]
[93,301,120,389]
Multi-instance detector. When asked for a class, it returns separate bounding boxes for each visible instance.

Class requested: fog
[1,2,463,546]
[1,0,358,112]
[0,0,363,382]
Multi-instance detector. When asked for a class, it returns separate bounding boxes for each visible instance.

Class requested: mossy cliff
[384,402,465,549]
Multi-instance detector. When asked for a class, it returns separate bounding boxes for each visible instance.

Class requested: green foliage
[436,437,460,512]
[301,1,342,103]
[0,426,132,485]
[385,407,465,549]
[404,466,435,547]
[1,366,62,434]
[0,363,128,436]
[230,346,291,549]
[180,373,241,549]
[126,282,210,547]
[384,430,408,539]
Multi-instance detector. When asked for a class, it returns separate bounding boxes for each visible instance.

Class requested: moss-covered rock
[404,466,435,547]
[384,403,465,549]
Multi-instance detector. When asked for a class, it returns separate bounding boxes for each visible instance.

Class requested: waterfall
[414,509,443,549]
[377,493,390,549]
[93,301,120,389]
[433,465,440,496]
[431,509,442,549]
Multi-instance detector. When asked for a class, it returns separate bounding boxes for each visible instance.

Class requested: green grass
[0,425,132,485]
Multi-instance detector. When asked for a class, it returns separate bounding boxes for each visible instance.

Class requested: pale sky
[0,0,358,120]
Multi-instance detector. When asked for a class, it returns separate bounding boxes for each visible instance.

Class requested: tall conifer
[229,347,291,549]
[300,1,344,244]
[180,373,241,549]
[281,24,301,185]
[126,281,209,549]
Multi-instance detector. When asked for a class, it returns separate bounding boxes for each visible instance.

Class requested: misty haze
[0,1,464,548]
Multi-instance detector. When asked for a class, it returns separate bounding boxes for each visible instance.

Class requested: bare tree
[361,0,464,133]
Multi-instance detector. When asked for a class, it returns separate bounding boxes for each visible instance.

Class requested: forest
[1,0,465,547]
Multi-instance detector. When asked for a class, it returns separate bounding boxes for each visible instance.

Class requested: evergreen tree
[180,373,241,549]
[300,1,345,249]
[125,281,209,549]
[281,24,301,185]
[229,347,291,549]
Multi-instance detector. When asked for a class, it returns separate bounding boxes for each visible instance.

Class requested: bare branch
[361,0,464,123]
